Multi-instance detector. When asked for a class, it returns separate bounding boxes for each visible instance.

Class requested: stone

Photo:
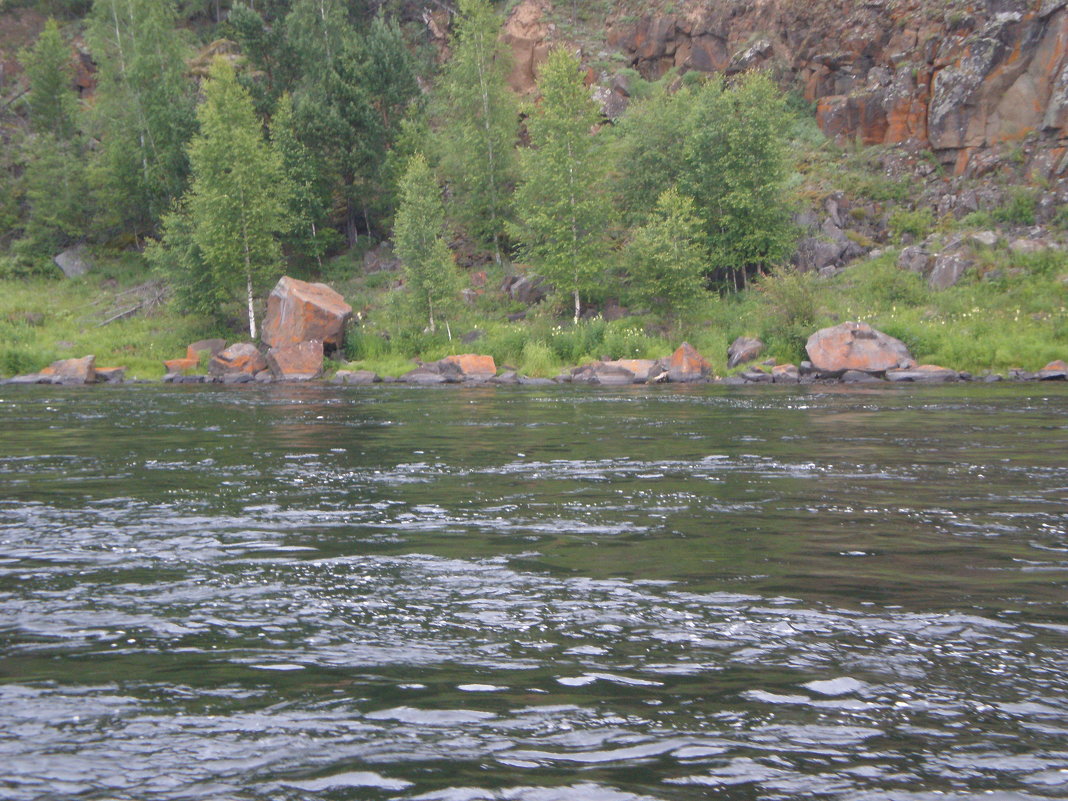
[929,250,973,289]
[806,322,915,376]
[518,376,555,386]
[39,355,95,385]
[491,370,520,384]
[969,230,999,247]
[163,357,199,375]
[772,364,800,383]
[841,370,885,383]
[400,367,448,385]
[602,359,658,382]
[1038,359,1068,379]
[54,246,92,278]
[886,364,960,382]
[261,276,353,353]
[667,342,712,383]
[501,274,549,305]
[1009,238,1053,254]
[593,364,638,386]
[898,245,932,274]
[440,354,497,381]
[222,372,253,384]
[209,343,268,377]
[186,338,227,361]
[727,336,764,368]
[266,340,324,381]
[332,369,379,385]
[740,367,773,383]
[94,367,125,384]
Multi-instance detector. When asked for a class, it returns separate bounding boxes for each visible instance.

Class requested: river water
[1,383,1066,800]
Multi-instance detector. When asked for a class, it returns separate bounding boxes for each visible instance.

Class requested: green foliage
[17,133,90,258]
[156,58,287,337]
[86,0,195,236]
[271,93,341,269]
[624,188,708,315]
[610,82,697,228]
[435,0,518,256]
[680,72,795,289]
[394,154,462,334]
[992,187,1038,226]
[513,48,612,323]
[754,267,820,362]
[888,207,935,242]
[19,18,78,138]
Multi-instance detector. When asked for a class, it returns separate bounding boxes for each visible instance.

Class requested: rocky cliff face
[505,0,1068,178]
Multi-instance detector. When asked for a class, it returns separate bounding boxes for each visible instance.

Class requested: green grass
[0,254,226,379]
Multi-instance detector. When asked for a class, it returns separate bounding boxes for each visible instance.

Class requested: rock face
[209,343,268,377]
[262,277,352,354]
[613,0,1068,173]
[806,322,915,376]
[727,337,764,368]
[40,355,95,384]
[502,0,550,94]
[667,342,712,383]
[266,340,324,381]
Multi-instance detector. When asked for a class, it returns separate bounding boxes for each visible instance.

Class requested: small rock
[740,368,772,383]
[209,343,268,377]
[1038,359,1067,380]
[39,355,96,385]
[841,370,885,383]
[94,367,126,384]
[593,364,637,386]
[602,359,658,383]
[929,250,973,290]
[727,336,764,368]
[667,342,712,383]
[400,368,447,385]
[886,364,959,382]
[772,364,800,383]
[163,357,199,375]
[491,371,520,385]
[332,369,379,385]
[898,246,931,274]
[968,230,999,247]
[439,354,497,381]
[186,338,227,361]
[222,372,253,384]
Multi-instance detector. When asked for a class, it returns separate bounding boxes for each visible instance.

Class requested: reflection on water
[1,383,1066,800]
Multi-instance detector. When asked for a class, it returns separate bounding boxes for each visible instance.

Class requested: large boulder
[266,340,324,381]
[727,337,764,368]
[440,354,497,381]
[262,276,352,353]
[667,342,712,383]
[806,322,915,376]
[209,343,268,377]
[40,355,96,385]
[602,359,660,383]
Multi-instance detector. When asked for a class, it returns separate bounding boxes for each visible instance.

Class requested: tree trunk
[246,272,257,340]
[573,288,580,325]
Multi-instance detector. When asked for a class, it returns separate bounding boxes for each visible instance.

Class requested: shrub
[992,188,1038,226]
[888,207,934,242]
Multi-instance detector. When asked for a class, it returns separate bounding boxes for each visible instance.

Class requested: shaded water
[1,383,1067,800]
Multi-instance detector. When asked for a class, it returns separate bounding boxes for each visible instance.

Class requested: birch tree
[512,48,610,323]
[436,0,517,260]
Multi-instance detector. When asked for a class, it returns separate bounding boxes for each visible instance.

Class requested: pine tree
[271,93,339,269]
[436,0,518,260]
[680,72,795,291]
[19,18,78,139]
[16,19,87,260]
[624,188,708,316]
[512,48,610,323]
[164,58,287,338]
[394,154,461,336]
[86,0,195,237]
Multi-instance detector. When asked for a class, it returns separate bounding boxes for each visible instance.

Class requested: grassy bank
[1,237,1065,382]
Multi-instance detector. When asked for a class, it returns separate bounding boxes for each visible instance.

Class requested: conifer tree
[624,188,707,316]
[16,19,87,260]
[436,0,518,260]
[161,58,287,338]
[86,0,195,237]
[394,154,461,336]
[20,18,79,139]
[513,48,610,323]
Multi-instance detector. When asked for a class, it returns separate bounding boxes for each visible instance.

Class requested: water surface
[1,383,1066,800]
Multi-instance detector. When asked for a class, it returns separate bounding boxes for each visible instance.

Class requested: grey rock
[54,246,92,278]
[841,370,885,383]
[929,250,972,289]
[727,336,764,368]
[898,245,932,274]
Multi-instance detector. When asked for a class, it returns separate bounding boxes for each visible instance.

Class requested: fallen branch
[96,289,166,326]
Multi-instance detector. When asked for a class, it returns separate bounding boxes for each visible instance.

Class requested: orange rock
[164,357,199,375]
[209,343,268,377]
[806,322,915,376]
[266,340,324,381]
[1038,359,1067,379]
[442,354,496,380]
[41,355,96,385]
[185,338,226,361]
[667,342,711,383]
[262,276,352,352]
[603,359,658,382]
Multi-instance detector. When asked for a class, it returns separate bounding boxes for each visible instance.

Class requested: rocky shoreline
[4,277,1066,388]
